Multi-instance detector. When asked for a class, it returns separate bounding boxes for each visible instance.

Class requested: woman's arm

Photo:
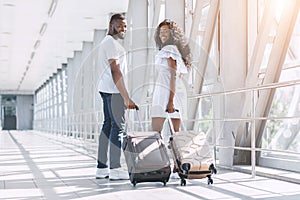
[166,57,177,113]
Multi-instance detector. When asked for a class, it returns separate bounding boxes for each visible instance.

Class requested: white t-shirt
[97,35,127,93]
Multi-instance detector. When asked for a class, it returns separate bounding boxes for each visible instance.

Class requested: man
[96,13,136,180]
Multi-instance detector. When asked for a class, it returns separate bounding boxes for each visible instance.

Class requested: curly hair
[154,19,192,69]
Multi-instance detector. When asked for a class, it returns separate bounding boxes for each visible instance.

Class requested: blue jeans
[97,92,126,169]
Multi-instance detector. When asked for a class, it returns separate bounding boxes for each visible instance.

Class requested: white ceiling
[0,0,129,94]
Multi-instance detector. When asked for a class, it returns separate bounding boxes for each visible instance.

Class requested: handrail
[189,79,300,99]
[214,145,300,156]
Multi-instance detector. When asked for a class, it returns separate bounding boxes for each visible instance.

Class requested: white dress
[151,45,188,118]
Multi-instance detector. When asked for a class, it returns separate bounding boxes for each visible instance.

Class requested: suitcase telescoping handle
[135,106,144,131]
[125,106,144,132]
[166,109,178,136]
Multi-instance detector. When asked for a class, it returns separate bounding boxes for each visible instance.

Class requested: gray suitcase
[123,110,171,186]
[123,131,171,186]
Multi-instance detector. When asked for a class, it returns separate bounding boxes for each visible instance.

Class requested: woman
[151,19,192,133]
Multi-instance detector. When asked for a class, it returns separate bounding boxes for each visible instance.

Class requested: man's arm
[109,59,136,109]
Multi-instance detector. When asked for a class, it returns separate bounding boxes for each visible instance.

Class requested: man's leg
[109,93,126,169]
[107,94,129,180]
[97,92,111,169]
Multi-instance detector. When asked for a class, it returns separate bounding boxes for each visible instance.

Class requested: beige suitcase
[168,118,217,186]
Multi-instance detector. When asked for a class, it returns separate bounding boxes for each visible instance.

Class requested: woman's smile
[159,25,170,43]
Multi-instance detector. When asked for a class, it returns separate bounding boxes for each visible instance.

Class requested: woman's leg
[170,118,181,177]
[171,118,180,132]
[151,117,166,132]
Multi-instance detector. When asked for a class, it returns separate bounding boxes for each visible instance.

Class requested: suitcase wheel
[213,168,217,174]
[207,178,213,185]
[207,175,213,185]
[162,180,167,186]
[182,163,191,171]
[132,180,137,187]
[180,179,186,186]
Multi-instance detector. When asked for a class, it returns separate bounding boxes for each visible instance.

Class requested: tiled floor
[0,130,300,200]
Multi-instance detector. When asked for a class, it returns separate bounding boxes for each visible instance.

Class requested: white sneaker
[109,168,129,180]
[96,168,109,179]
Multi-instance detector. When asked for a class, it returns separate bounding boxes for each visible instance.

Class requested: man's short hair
[109,13,125,24]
